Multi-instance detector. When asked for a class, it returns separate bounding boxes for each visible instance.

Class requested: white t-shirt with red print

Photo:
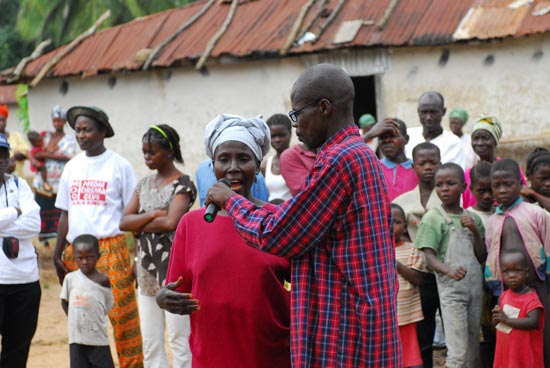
[56,150,137,243]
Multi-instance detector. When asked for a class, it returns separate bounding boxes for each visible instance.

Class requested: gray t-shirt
[60,270,114,346]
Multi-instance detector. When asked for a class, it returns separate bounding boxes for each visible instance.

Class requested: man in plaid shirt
[206,64,401,367]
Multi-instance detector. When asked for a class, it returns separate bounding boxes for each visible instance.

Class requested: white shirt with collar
[405,127,466,168]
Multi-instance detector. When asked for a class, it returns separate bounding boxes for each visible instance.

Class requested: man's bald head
[292,64,354,113]
[417,91,446,139]
[418,91,445,108]
[289,64,356,149]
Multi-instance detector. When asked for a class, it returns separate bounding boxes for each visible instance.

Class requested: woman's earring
[167,154,173,159]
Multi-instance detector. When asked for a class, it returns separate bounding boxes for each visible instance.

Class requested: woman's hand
[156,276,199,315]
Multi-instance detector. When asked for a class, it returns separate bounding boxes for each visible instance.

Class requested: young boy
[365,118,418,201]
[60,234,115,368]
[27,131,52,192]
[415,163,486,367]
[492,251,544,368]
[485,158,550,366]
[467,161,496,367]
[393,142,441,368]
[467,161,495,225]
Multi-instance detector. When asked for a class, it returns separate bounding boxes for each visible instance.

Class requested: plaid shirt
[227,126,401,367]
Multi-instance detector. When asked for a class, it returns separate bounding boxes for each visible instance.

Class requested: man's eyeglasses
[288,99,323,123]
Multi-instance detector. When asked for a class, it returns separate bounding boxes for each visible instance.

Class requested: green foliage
[16,0,198,46]
[15,84,30,133]
[1,0,197,70]
[0,0,34,70]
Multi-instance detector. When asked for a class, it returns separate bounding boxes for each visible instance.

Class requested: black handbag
[3,237,19,259]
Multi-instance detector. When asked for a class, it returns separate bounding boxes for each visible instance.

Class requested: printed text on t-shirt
[70,180,108,206]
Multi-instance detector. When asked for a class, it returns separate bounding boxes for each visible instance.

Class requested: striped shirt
[395,241,424,326]
[227,126,401,367]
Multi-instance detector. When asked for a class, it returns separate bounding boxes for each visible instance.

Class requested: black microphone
[204,178,231,223]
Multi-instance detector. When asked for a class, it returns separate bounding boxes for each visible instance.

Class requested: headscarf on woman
[204,113,271,162]
[449,107,469,125]
[51,105,66,119]
[471,115,502,143]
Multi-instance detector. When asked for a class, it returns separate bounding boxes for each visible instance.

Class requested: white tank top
[265,155,292,201]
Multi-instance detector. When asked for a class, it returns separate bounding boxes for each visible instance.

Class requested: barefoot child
[60,234,115,368]
[391,203,425,367]
[27,131,52,192]
[415,163,486,367]
[485,158,550,366]
[393,142,441,368]
[492,251,544,367]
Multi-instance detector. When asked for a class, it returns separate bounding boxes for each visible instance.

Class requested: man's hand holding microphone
[204,178,235,222]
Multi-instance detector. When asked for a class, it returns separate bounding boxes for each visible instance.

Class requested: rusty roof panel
[154,2,232,66]
[454,5,530,40]
[0,85,17,104]
[8,0,550,81]
[517,1,550,35]
[411,0,474,45]
[211,0,304,57]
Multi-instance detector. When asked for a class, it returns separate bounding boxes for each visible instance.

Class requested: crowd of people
[0,62,549,368]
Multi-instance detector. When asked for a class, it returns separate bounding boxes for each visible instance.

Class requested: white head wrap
[205,114,271,161]
[51,105,66,119]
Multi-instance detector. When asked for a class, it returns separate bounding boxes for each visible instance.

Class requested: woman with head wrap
[0,104,29,178]
[156,114,290,368]
[120,124,196,367]
[33,105,77,245]
[462,115,527,208]
[449,107,476,169]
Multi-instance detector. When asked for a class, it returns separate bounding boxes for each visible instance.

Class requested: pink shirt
[279,144,316,196]
[485,200,550,295]
[379,158,418,202]
[463,157,527,209]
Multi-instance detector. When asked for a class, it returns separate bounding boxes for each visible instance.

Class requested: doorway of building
[351,75,377,125]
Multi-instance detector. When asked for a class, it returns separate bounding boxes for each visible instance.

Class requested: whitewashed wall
[380,33,550,138]
[26,33,550,186]
[27,59,305,181]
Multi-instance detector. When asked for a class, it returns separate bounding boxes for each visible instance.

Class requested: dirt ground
[27,240,446,368]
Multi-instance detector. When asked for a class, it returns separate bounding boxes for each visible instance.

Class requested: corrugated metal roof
[12,0,550,81]
[0,85,17,104]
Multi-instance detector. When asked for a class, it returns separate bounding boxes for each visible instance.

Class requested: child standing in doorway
[60,234,115,368]
[391,203,425,368]
[415,163,486,367]
[492,251,544,368]
[485,158,550,366]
